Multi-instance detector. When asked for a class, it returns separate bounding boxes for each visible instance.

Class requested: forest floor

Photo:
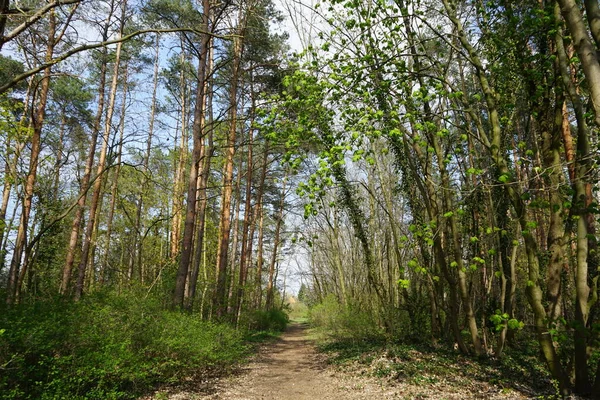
[145,323,558,400]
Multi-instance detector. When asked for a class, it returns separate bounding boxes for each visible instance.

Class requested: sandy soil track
[185,323,396,399]
[150,323,536,400]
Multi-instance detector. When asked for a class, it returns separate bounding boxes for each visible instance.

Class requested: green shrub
[248,309,289,332]
[0,291,247,400]
[308,294,383,341]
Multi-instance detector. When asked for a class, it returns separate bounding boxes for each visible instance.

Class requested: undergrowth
[316,338,553,396]
[0,291,250,400]
[308,296,555,397]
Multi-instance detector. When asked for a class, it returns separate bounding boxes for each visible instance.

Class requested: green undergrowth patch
[316,338,554,397]
[244,309,290,344]
[245,309,289,332]
[245,329,283,343]
[0,291,248,400]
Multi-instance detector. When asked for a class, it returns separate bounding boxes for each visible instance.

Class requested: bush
[247,309,289,332]
[308,294,383,342]
[0,291,247,400]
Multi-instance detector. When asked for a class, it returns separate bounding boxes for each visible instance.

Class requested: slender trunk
[102,63,128,285]
[226,155,244,314]
[6,10,55,304]
[74,0,126,300]
[540,94,567,323]
[214,22,245,317]
[61,15,113,295]
[235,109,255,320]
[0,124,25,270]
[558,0,600,127]
[188,37,214,312]
[266,177,287,309]
[555,6,593,393]
[186,137,212,309]
[130,35,159,284]
[170,38,189,259]
[254,146,269,308]
[173,0,211,308]
[53,112,66,195]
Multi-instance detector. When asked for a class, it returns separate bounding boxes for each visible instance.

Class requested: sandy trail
[192,322,396,400]
[151,323,537,400]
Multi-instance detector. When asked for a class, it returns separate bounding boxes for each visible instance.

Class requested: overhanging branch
[0,27,233,94]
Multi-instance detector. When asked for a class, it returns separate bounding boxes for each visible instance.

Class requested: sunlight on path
[195,323,397,400]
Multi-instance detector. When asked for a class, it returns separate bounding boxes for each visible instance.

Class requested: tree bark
[60,2,114,295]
[74,0,126,300]
[558,0,600,127]
[173,0,211,308]
[254,145,269,308]
[6,9,55,304]
[266,176,287,310]
[584,0,600,48]
[214,19,245,317]
[130,35,159,284]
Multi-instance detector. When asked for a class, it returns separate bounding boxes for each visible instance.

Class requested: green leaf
[397,279,410,289]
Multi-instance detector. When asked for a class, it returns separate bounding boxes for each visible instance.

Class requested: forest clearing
[1,0,600,398]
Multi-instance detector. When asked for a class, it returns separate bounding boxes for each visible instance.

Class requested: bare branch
[0,0,83,49]
[0,28,232,94]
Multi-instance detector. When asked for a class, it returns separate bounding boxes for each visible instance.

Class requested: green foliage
[288,299,309,322]
[0,292,247,399]
[0,55,25,91]
[309,295,383,341]
[489,310,525,332]
[247,309,289,332]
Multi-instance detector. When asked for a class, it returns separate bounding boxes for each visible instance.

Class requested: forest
[1,0,600,398]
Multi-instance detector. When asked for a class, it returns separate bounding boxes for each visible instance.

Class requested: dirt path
[151,323,536,399]
[179,323,397,400]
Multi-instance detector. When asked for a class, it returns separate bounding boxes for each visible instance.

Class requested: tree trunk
[60,3,115,295]
[173,0,211,308]
[0,0,9,49]
[558,0,600,127]
[187,35,214,312]
[234,109,256,321]
[584,0,600,50]
[214,21,245,317]
[254,145,269,308]
[6,9,55,304]
[130,35,159,284]
[226,153,244,314]
[266,176,287,310]
[74,0,126,300]
[102,62,128,285]
[169,36,189,260]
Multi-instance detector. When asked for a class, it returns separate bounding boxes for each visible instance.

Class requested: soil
[146,323,542,399]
